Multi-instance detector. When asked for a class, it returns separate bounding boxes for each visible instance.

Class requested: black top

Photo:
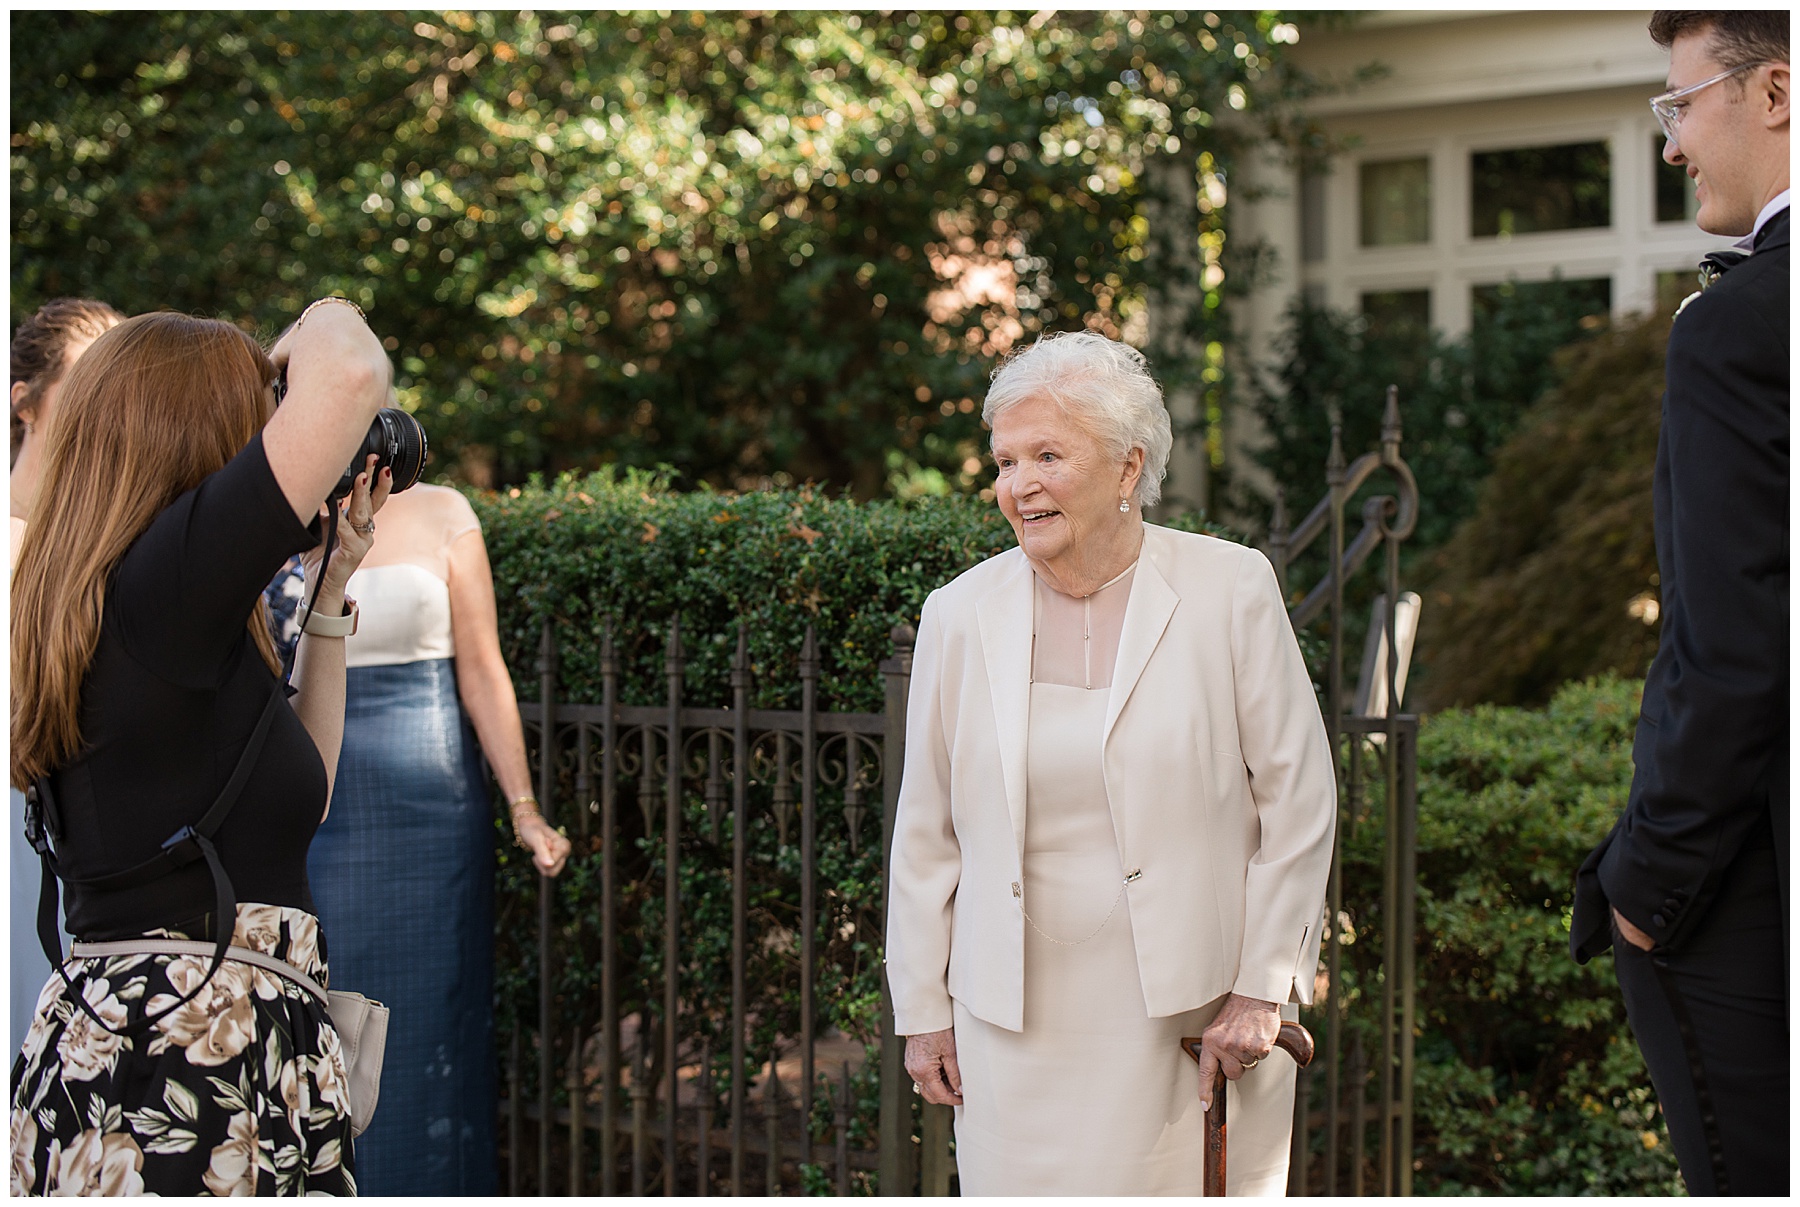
[1572,208,1790,960]
[53,432,327,941]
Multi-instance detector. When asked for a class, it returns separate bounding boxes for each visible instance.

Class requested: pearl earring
[1118,497,1130,513]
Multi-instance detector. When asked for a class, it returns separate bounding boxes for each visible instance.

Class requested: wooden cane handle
[1178,1021,1315,1070]
[1274,1020,1315,1068]
[1181,1021,1316,1196]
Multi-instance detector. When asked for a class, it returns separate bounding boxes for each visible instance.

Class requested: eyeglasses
[1650,62,1768,143]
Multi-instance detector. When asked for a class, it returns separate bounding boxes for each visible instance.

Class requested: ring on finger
[1242,1057,1260,1070]
[350,519,375,535]
[912,1081,923,1094]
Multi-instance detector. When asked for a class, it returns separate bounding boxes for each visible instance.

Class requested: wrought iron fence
[501,619,926,1195]
[495,385,1422,1196]
[1273,385,1422,1195]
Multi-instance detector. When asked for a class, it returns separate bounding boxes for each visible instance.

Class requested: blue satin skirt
[308,659,498,1196]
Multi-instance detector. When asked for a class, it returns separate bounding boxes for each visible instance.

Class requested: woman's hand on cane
[904,1028,964,1106]
[1194,993,1280,1112]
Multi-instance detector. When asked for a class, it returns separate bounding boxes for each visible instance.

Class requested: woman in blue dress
[297,480,570,1195]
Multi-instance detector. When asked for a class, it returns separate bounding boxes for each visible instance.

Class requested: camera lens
[377,408,429,492]
[332,408,429,499]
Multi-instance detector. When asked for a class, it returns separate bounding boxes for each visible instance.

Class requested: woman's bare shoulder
[403,482,481,528]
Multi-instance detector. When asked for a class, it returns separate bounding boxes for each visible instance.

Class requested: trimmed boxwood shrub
[1321,674,1680,1195]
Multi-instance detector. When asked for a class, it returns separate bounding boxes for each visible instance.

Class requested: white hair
[982,330,1174,508]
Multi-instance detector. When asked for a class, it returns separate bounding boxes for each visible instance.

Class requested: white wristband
[300,597,358,638]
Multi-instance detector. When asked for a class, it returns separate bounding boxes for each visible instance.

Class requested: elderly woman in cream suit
[886,331,1335,1195]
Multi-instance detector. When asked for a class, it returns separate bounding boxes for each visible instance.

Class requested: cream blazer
[886,523,1336,1036]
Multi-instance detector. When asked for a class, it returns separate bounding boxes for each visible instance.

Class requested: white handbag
[72,938,389,1137]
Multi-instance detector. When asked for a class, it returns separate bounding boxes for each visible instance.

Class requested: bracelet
[509,796,541,849]
[295,296,367,327]
[299,596,358,638]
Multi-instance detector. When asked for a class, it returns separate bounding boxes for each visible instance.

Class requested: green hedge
[1416,316,1664,709]
[471,466,1243,712]
[1337,675,1680,1195]
[472,473,1674,1194]
[472,469,1013,1167]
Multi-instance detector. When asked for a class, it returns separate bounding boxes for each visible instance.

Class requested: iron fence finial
[890,623,916,658]
[800,624,821,679]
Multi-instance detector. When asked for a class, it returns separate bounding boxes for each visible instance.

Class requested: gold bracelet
[296,296,367,326]
[509,796,541,849]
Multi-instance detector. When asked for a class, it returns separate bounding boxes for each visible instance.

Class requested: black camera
[332,406,428,500]
[274,367,428,499]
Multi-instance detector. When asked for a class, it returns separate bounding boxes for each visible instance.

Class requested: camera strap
[27,510,340,1040]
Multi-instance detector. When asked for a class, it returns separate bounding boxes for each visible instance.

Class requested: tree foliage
[1245,284,1611,553]
[13,9,1310,493]
[1415,315,1664,708]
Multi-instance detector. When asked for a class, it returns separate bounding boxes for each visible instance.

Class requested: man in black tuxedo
[1572,10,1788,1197]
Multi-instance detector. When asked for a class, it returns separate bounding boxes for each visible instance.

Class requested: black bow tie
[1698,249,1749,291]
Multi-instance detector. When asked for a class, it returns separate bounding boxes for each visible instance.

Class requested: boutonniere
[1698,249,1749,291]
[1677,248,1750,320]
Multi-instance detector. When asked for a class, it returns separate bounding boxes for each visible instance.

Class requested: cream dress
[950,564,1298,1196]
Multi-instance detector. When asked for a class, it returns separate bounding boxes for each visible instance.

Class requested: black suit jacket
[1572,208,1790,962]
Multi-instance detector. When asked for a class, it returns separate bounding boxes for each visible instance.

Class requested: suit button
[1652,914,1667,928]
[1664,899,1679,912]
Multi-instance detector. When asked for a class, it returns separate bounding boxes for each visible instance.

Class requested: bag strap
[69,938,328,1005]
[30,682,281,1039]
[71,682,287,894]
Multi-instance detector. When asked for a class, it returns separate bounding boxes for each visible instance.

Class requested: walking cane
[1181,1020,1315,1197]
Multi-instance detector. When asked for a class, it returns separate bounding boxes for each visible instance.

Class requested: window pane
[1654,136,1699,223]
[1471,276,1612,322]
[1470,141,1611,237]
[1361,289,1431,336]
[1360,157,1431,247]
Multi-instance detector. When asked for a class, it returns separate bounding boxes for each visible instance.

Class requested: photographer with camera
[9,299,407,1195]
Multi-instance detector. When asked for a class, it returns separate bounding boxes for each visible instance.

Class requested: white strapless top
[344,563,455,667]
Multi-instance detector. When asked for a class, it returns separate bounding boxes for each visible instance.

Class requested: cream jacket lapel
[975,554,1033,858]
[1104,548,1178,749]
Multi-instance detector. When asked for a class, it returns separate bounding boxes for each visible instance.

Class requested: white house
[1162,9,1735,520]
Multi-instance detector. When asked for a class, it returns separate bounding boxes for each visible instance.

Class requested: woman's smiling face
[990,393,1133,567]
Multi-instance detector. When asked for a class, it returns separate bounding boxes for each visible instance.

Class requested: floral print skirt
[10,903,355,1196]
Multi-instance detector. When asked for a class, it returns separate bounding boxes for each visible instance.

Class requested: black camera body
[273,367,429,500]
[333,407,428,500]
